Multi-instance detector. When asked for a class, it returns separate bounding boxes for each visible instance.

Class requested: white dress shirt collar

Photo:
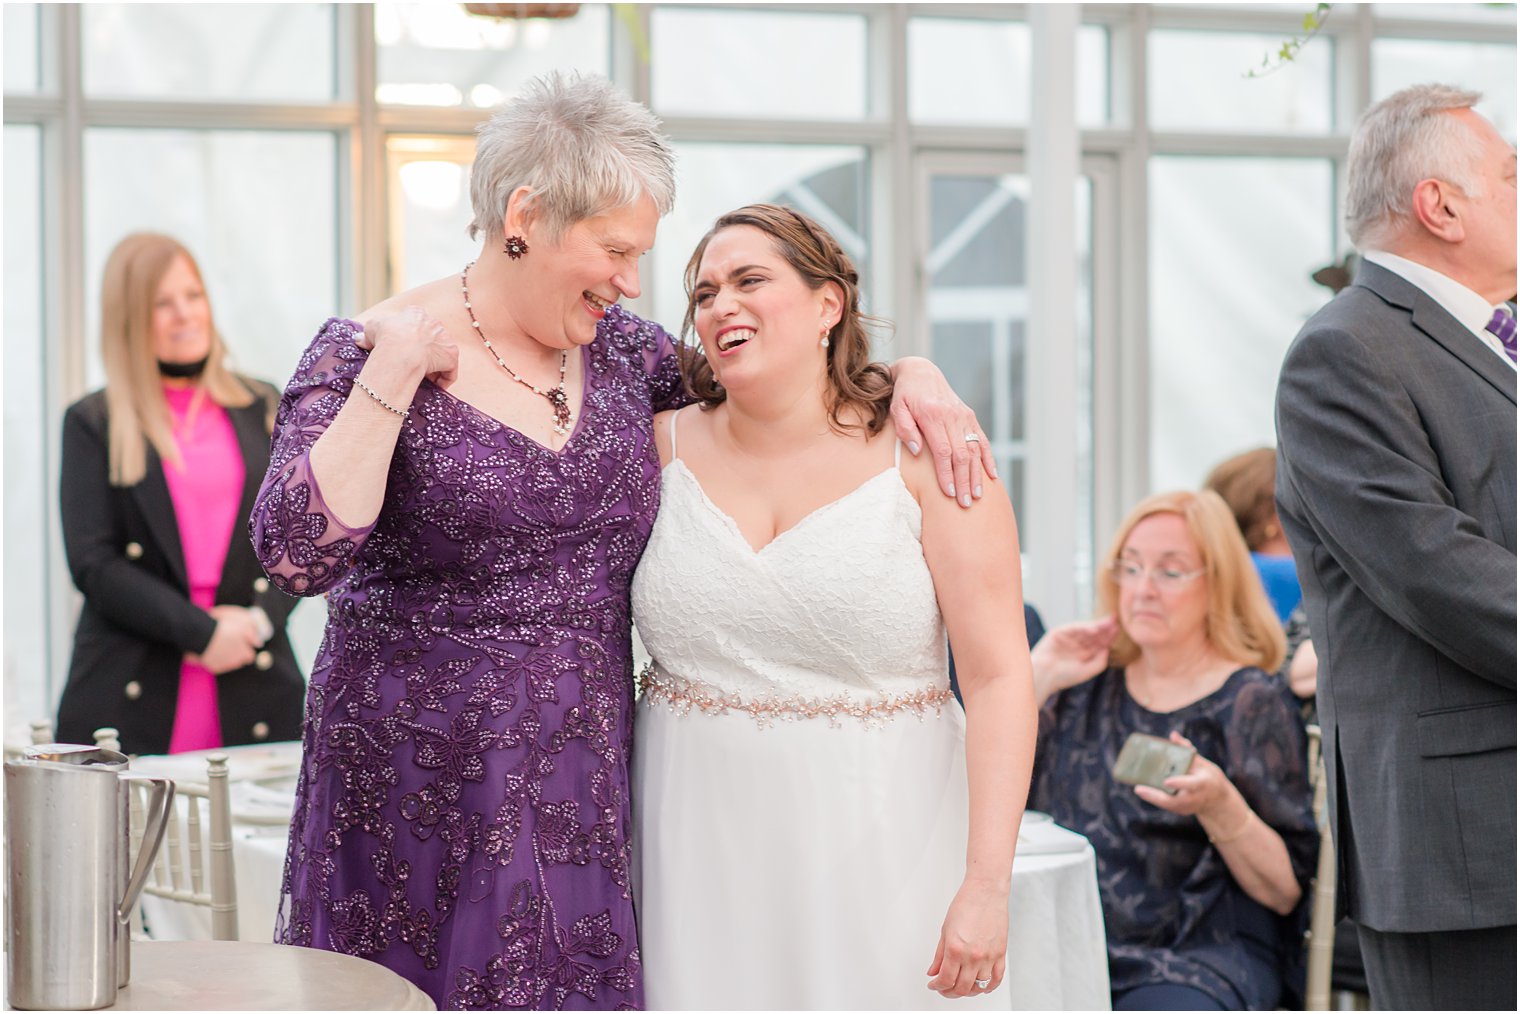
[1362,250,1515,369]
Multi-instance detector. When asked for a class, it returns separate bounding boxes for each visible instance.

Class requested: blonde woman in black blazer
[56,233,303,756]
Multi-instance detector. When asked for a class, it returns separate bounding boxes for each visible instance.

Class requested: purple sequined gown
[250,310,683,1010]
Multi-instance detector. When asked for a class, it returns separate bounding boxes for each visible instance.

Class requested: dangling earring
[820,324,832,348]
[504,235,529,259]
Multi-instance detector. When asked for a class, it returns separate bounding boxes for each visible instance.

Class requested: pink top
[161,385,244,753]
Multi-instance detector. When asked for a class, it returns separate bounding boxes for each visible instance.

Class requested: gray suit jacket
[1275,260,1516,933]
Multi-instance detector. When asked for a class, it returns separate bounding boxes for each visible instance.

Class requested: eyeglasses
[1107,560,1206,591]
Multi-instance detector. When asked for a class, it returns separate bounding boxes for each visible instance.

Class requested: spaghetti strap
[668,406,684,460]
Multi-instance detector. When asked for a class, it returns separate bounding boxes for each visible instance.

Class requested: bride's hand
[926,879,1009,998]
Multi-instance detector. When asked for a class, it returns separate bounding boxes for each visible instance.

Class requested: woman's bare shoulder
[652,405,703,466]
[879,417,936,502]
[353,277,456,328]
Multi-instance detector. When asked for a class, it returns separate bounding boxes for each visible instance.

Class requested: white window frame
[4,3,1513,726]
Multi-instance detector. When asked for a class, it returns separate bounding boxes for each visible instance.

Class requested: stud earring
[504,235,529,259]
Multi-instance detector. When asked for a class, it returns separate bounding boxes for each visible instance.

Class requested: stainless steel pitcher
[4,745,173,1010]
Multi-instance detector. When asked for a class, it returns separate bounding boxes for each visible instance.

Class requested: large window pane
[4,3,40,93]
[1373,39,1517,138]
[1148,157,1334,492]
[4,124,48,736]
[925,170,1094,561]
[1078,26,1112,127]
[83,4,336,102]
[909,19,1108,128]
[1148,30,1333,133]
[1374,3,1517,25]
[651,144,868,343]
[84,128,341,671]
[376,2,609,108]
[387,136,477,293]
[651,8,867,121]
[84,129,340,390]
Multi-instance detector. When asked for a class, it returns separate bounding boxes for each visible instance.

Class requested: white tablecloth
[133,749,1110,1010]
[1006,818,1111,1010]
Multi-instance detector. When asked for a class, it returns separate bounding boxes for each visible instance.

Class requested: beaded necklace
[460,262,572,436]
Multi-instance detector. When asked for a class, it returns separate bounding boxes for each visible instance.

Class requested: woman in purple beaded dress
[251,73,994,1011]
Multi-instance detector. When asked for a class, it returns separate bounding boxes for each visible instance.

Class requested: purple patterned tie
[1487,307,1517,363]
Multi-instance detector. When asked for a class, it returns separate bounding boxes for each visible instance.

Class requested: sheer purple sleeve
[250,318,380,597]
[606,308,691,412]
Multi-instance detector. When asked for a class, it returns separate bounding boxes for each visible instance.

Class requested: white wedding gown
[631,409,1009,1010]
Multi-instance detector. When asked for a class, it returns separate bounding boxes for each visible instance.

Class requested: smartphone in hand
[1112,732,1196,795]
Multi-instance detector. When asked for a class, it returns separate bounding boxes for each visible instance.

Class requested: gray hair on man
[1344,83,1487,250]
[469,72,677,244]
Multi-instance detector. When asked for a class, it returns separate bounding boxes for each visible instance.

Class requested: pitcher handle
[116,775,175,922]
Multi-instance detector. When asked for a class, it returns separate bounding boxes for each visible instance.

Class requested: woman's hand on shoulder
[927,878,1009,998]
[888,356,995,509]
[354,304,459,387]
[1030,615,1118,698]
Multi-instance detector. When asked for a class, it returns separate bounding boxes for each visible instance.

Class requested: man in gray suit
[1275,84,1516,1010]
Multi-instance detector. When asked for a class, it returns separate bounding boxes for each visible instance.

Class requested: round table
[109,941,434,1010]
[1005,845,1111,1009]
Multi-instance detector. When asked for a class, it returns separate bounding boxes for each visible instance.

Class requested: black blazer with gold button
[56,377,304,755]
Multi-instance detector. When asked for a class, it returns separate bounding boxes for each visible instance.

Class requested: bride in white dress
[631,205,1038,1010]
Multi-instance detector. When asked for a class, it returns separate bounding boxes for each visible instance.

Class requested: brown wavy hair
[1097,490,1286,673]
[679,204,893,435]
[1203,447,1278,551]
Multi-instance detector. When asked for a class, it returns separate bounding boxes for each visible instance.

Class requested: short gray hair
[1345,83,1486,249]
[469,72,676,244]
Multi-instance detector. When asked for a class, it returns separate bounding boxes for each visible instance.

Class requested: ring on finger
[963,433,981,443]
[974,978,991,990]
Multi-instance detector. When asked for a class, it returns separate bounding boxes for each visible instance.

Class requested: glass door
[915,152,1105,621]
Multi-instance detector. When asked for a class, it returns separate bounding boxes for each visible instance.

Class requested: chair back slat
[186,795,205,896]
[205,754,239,940]
[1304,724,1337,1011]
[127,753,240,941]
[93,727,121,755]
[162,801,183,891]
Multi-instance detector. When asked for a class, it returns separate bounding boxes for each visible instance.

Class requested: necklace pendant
[547,388,572,435]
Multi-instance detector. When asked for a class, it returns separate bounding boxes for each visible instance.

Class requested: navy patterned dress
[1029,667,1317,1010]
[250,308,684,1010]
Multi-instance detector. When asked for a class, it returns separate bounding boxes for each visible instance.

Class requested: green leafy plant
[1247,4,1333,77]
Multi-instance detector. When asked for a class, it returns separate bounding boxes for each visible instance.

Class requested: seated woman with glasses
[1027,490,1316,1011]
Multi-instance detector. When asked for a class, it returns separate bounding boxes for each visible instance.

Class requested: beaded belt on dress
[637,661,954,728]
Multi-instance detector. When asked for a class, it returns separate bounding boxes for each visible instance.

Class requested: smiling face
[149,254,213,365]
[514,193,660,349]
[689,224,839,394]
[1115,512,1211,653]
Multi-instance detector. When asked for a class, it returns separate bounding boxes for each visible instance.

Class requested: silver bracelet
[351,376,406,418]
